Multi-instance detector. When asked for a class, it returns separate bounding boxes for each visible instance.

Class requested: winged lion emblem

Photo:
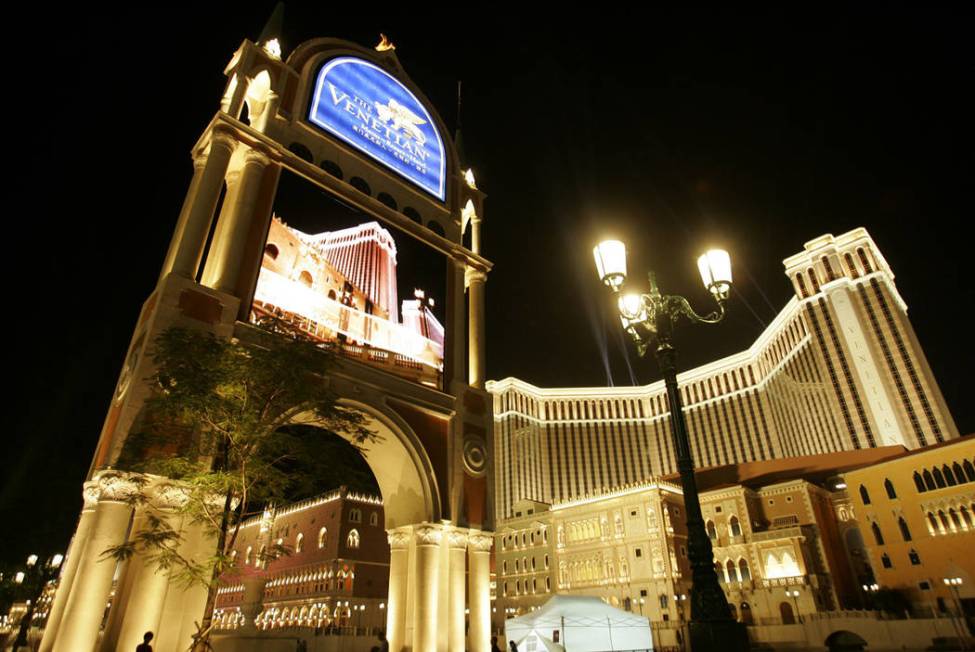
[374,99,427,146]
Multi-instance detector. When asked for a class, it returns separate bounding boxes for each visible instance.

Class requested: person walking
[509,640,519,652]
[491,635,503,652]
[136,632,154,652]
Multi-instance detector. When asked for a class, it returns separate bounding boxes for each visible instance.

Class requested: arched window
[964,460,975,482]
[715,561,726,584]
[298,270,313,287]
[927,512,940,534]
[726,559,738,582]
[295,533,304,553]
[859,485,871,505]
[939,466,956,487]
[729,515,742,537]
[544,554,550,569]
[427,220,446,237]
[347,529,360,549]
[706,520,717,539]
[264,243,279,260]
[924,470,937,491]
[914,472,926,492]
[939,510,951,532]
[960,506,973,529]
[349,508,362,523]
[949,508,962,530]
[739,558,751,581]
[780,602,796,624]
[884,479,897,499]
[369,512,379,526]
[898,517,912,541]
[349,176,372,196]
[740,602,754,625]
[881,553,892,568]
[502,561,507,574]
[909,549,921,565]
[318,527,327,548]
[933,467,946,488]
[871,522,884,545]
[245,546,253,565]
[953,463,967,484]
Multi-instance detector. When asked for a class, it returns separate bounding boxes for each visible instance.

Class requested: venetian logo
[308,57,446,201]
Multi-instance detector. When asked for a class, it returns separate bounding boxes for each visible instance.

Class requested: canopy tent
[504,595,653,652]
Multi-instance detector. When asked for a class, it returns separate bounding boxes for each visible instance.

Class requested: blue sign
[308,57,446,201]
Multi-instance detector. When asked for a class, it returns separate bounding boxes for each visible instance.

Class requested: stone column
[113,483,187,651]
[201,146,270,295]
[447,530,468,652]
[386,528,412,652]
[471,216,483,255]
[162,131,236,280]
[465,268,488,388]
[38,482,100,652]
[468,531,493,652]
[413,524,444,652]
[57,472,138,652]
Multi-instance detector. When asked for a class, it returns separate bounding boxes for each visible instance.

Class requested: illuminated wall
[489,228,960,519]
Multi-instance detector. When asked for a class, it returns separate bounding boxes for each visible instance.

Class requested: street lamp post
[594,241,748,652]
[943,577,969,650]
[787,589,802,623]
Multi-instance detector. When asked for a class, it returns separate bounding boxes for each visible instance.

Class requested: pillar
[413,524,443,652]
[466,268,487,388]
[113,483,187,651]
[447,530,468,652]
[57,472,138,652]
[161,130,236,280]
[200,146,270,294]
[471,216,482,255]
[468,531,493,652]
[38,482,100,652]
[386,528,411,652]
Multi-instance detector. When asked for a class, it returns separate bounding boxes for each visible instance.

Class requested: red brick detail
[464,390,486,415]
[178,289,223,324]
[388,400,448,511]
[464,475,486,528]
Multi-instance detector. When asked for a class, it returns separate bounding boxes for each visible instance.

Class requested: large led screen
[251,171,447,389]
[308,57,446,201]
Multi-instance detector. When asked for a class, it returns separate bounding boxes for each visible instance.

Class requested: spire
[257,2,285,49]
[454,80,467,164]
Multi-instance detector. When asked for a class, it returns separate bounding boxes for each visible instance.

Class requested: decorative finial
[263,38,281,59]
[464,168,477,189]
[376,34,396,52]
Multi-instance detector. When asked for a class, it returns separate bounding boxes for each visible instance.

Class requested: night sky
[3,6,970,568]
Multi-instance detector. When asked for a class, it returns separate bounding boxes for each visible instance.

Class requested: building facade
[841,435,975,630]
[491,448,908,636]
[489,228,959,520]
[214,488,389,635]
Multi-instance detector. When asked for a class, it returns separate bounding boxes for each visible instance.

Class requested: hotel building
[488,228,959,520]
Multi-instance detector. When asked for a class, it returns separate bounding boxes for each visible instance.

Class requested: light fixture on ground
[594,240,747,652]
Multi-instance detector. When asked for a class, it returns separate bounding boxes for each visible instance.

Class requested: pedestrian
[491,635,503,652]
[377,632,390,652]
[509,640,519,652]
[136,632,153,652]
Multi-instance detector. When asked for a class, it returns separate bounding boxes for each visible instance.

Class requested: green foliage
[107,318,378,648]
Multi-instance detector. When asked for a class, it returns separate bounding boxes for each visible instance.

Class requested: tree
[109,318,377,650]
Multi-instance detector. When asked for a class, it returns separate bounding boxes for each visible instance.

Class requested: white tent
[504,595,653,652]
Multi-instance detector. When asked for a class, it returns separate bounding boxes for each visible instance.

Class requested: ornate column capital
[414,523,444,546]
[242,145,272,167]
[465,267,488,286]
[468,531,494,553]
[148,482,192,510]
[94,471,142,503]
[387,528,412,550]
[447,529,469,550]
[82,481,101,510]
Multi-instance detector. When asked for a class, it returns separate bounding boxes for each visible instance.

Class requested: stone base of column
[688,619,750,652]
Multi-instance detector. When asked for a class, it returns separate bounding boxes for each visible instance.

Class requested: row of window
[879,549,922,569]
[715,558,752,583]
[502,577,552,596]
[500,529,547,549]
[235,527,361,566]
[925,505,974,536]
[501,555,550,575]
[913,460,975,493]
[706,516,742,539]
